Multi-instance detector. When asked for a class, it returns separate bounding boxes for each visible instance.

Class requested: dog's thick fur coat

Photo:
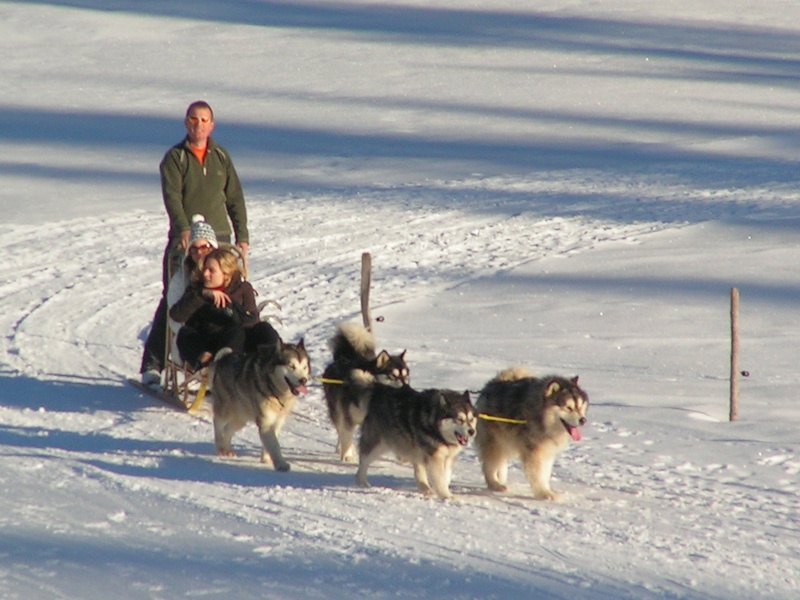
[323,322,409,461]
[356,384,476,499]
[475,367,588,500]
[210,339,310,471]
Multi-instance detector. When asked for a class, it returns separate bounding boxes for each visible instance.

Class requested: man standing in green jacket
[140,100,250,388]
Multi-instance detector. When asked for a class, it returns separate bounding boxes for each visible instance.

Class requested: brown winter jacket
[168,274,260,338]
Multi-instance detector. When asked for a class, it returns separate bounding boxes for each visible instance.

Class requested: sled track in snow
[0,193,662,382]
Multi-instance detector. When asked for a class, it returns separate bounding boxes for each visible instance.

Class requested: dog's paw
[275,462,291,472]
[340,446,356,462]
[418,484,435,497]
[216,448,237,458]
[487,482,508,493]
[533,489,563,501]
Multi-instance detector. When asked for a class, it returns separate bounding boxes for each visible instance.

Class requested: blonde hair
[202,248,243,287]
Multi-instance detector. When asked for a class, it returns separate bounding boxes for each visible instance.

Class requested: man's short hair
[185,100,214,121]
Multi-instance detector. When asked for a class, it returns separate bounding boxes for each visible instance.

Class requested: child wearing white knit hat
[188,214,219,250]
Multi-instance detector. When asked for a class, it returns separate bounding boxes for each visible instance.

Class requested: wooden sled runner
[128,319,212,417]
[131,247,255,417]
[162,325,212,415]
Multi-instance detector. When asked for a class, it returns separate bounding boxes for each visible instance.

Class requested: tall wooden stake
[729,287,739,422]
[360,252,372,332]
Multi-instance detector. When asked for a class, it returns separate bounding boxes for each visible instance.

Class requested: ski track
[3,186,671,381]
[2,183,800,598]
[4,0,800,595]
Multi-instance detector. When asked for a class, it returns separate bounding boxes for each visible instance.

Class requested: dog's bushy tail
[328,321,376,362]
[207,347,235,391]
[492,366,535,383]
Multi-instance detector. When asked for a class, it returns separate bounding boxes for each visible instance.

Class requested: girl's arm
[168,285,206,323]
[239,281,261,327]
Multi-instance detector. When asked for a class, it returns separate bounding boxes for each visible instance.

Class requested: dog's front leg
[256,416,290,472]
[259,427,289,471]
[522,447,560,501]
[442,452,456,489]
[413,461,436,497]
[426,454,455,500]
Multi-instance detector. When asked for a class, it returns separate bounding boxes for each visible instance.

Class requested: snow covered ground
[1,1,799,598]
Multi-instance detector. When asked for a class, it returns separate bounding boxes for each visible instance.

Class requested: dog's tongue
[287,377,309,395]
[568,425,582,442]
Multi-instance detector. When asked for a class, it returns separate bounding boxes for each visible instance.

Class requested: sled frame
[162,326,208,410]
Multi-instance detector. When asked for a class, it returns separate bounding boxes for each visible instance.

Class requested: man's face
[185,107,214,146]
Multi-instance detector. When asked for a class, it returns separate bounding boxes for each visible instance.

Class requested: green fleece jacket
[160,137,249,244]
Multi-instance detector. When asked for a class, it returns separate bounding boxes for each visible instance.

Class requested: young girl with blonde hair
[169,247,279,369]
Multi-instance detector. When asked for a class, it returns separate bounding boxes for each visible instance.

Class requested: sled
[127,376,211,418]
[136,246,282,417]
[162,330,212,415]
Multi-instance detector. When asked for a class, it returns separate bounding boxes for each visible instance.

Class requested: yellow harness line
[478,413,527,425]
[314,378,527,424]
[187,381,208,414]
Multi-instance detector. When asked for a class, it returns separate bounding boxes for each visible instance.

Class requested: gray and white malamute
[355,385,476,499]
[323,322,409,462]
[475,367,588,500]
[209,339,310,472]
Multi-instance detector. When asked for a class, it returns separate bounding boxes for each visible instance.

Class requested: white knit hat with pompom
[188,214,218,248]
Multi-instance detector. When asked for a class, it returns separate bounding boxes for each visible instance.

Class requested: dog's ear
[544,380,561,397]
[376,350,391,367]
[297,337,305,350]
[399,350,407,361]
[571,375,579,385]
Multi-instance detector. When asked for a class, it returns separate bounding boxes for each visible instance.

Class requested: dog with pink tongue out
[475,367,588,500]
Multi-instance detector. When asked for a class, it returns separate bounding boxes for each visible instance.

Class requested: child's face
[202,258,226,289]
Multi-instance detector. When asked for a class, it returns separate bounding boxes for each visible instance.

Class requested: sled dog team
[207,321,589,501]
[146,102,587,500]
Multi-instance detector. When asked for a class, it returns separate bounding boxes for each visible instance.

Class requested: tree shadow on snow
[3,2,800,226]
[0,373,361,491]
[0,527,680,600]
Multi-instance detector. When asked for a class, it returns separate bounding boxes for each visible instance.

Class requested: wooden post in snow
[729,287,740,422]
[360,252,372,332]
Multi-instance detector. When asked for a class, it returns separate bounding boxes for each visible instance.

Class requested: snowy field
[1,1,799,598]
